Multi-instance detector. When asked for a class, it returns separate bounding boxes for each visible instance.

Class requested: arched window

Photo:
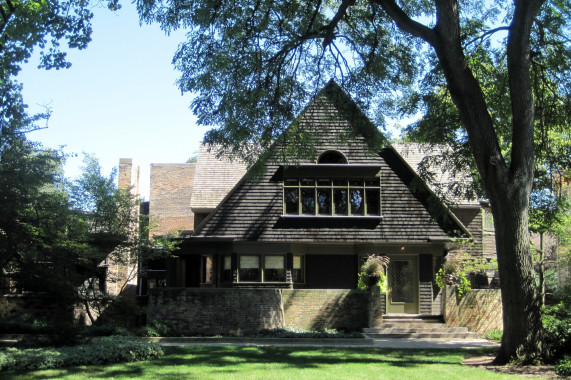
[317,150,347,164]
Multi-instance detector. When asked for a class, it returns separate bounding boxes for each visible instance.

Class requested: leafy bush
[484,329,502,341]
[357,255,389,292]
[435,253,474,301]
[0,314,50,334]
[456,272,471,301]
[256,327,363,339]
[136,320,174,337]
[556,356,571,377]
[0,336,164,372]
[542,295,571,359]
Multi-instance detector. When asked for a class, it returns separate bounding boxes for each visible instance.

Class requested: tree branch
[464,26,510,49]
[507,0,544,180]
[322,0,355,49]
[370,0,436,44]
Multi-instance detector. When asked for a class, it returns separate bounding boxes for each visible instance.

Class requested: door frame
[386,254,419,314]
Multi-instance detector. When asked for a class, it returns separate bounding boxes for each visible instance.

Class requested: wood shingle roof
[192,81,469,242]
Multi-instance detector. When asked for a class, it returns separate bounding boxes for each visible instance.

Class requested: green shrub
[556,356,571,377]
[136,320,174,337]
[256,327,363,339]
[456,272,471,301]
[0,336,164,372]
[542,295,571,359]
[484,329,502,341]
[0,314,50,334]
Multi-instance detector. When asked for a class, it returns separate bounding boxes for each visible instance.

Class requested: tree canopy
[137,0,571,363]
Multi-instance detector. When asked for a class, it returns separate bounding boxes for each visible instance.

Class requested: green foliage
[435,268,447,289]
[542,295,571,359]
[256,327,363,339]
[1,0,120,78]
[0,314,49,334]
[456,272,472,301]
[484,330,503,341]
[0,336,164,372]
[136,320,175,337]
[556,356,571,377]
[357,255,389,293]
[436,256,472,301]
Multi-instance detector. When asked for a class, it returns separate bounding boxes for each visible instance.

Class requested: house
[141,81,497,327]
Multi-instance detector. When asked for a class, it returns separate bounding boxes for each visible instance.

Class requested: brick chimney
[119,158,140,196]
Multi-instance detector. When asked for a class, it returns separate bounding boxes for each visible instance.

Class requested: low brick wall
[148,288,369,335]
[282,289,369,330]
[442,286,503,335]
[148,288,284,335]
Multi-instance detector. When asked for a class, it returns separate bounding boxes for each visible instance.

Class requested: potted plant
[358,255,390,292]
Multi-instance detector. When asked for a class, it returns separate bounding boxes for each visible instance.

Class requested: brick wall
[148,288,370,335]
[442,286,503,334]
[282,289,369,330]
[1,294,73,322]
[148,288,284,335]
[368,287,385,327]
[149,163,195,236]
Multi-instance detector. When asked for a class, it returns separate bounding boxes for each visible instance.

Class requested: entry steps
[363,315,477,339]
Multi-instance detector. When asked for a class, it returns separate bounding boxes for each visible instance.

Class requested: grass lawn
[5,346,522,379]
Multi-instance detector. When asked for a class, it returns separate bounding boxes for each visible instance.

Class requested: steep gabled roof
[193,81,470,242]
[392,143,480,207]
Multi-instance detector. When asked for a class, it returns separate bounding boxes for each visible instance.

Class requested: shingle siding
[195,93,456,243]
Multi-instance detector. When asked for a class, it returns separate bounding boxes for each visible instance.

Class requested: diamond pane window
[239,255,260,282]
[350,189,364,215]
[334,189,348,215]
[301,188,315,214]
[264,256,286,282]
[284,188,299,214]
[317,188,332,215]
[284,176,381,216]
[391,261,414,303]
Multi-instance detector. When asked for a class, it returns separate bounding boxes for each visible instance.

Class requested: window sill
[280,215,384,219]
[276,215,383,229]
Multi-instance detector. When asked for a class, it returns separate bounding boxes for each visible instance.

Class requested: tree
[137,0,570,363]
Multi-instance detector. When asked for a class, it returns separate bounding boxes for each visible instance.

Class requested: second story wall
[150,163,195,237]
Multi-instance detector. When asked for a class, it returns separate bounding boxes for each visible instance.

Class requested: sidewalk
[147,336,500,349]
[0,334,500,350]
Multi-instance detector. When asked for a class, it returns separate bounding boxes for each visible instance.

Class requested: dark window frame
[283,177,381,216]
[236,254,288,283]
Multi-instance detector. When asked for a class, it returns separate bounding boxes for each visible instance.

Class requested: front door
[387,256,419,314]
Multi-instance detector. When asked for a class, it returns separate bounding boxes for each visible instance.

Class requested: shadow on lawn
[11,346,497,379]
[152,346,466,371]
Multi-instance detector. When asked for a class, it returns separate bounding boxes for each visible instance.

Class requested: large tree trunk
[491,189,547,363]
[376,0,548,363]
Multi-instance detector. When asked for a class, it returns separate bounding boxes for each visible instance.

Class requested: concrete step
[365,331,478,339]
[364,315,477,340]
[370,323,451,329]
[382,315,443,323]
[364,327,471,334]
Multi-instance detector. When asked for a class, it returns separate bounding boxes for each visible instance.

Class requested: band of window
[284,178,381,216]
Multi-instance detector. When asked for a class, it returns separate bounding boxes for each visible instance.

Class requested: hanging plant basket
[361,274,381,287]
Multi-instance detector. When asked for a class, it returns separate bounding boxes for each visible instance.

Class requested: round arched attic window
[317,150,348,164]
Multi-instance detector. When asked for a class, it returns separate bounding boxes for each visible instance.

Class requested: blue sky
[17,1,208,199]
